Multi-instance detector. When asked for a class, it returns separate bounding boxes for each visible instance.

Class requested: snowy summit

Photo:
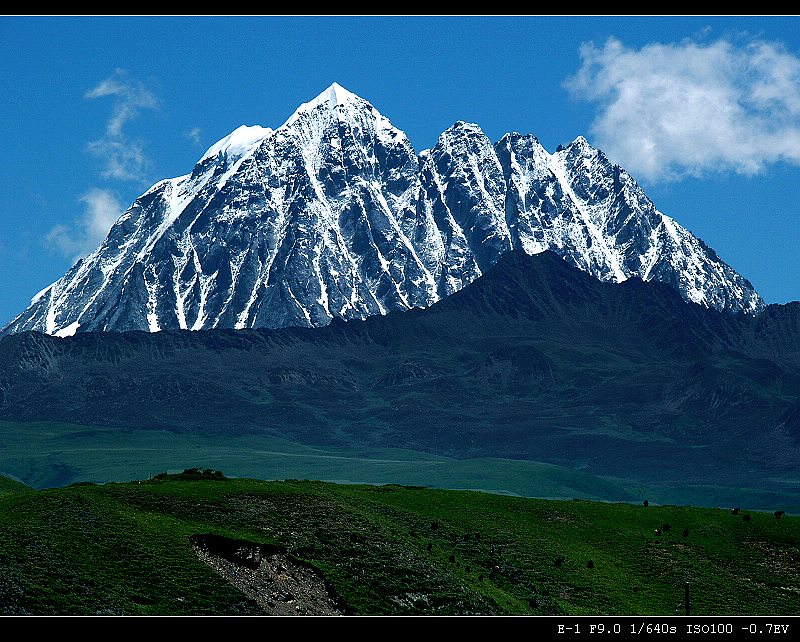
[200,125,273,163]
[282,82,363,127]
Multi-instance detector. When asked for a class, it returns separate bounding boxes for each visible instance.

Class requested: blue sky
[1,15,799,326]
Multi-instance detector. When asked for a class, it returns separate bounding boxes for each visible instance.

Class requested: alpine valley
[0,84,798,513]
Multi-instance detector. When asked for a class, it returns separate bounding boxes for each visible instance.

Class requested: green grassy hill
[0,472,796,615]
[0,473,29,497]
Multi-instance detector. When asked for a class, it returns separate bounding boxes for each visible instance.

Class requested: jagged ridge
[2,83,763,337]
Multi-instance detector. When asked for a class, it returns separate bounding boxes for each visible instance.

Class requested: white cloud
[85,69,159,182]
[46,189,122,260]
[564,37,800,182]
[86,138,151,182]
[185,127,202,144]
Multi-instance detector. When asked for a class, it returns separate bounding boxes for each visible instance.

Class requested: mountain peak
[282,82,366,127]
[325,82,358,104]
[200,124,272,163]
[0,87,764,338]
[567,135,591,150]
[449,120,485,134]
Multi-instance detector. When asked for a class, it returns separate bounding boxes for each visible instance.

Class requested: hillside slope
[0,475,796,616]
[1,252,798,498]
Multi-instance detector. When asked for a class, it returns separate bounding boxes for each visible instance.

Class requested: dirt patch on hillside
[192,534,343,616]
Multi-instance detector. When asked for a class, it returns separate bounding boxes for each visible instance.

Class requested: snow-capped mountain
[2,83,763,337]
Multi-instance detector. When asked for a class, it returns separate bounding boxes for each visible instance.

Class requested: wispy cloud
[85,69,159,182]
[46,189,122,260]
[564,36,800,183]
[185,127,202,145]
